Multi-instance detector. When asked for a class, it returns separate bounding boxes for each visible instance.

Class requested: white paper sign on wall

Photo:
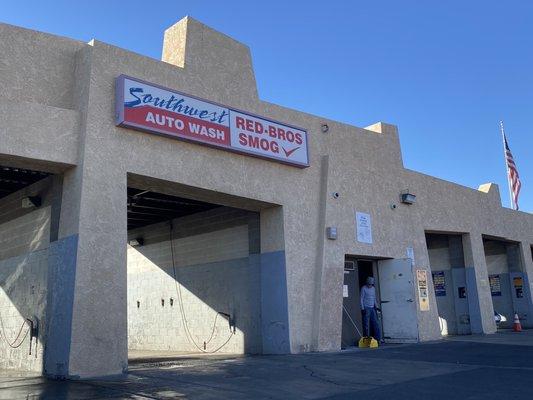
[355,212,372,244]
[343,285,349,298]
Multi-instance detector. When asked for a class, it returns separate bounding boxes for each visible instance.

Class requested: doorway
[341,256,418,346]
[341,257,377,348]
[425,233,471,335]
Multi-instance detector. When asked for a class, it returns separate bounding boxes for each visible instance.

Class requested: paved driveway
[1,331,532,399]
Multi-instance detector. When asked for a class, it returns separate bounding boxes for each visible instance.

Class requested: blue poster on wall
[432,271,446,296]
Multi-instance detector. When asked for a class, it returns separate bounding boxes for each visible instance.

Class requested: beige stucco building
[0,17,532,379]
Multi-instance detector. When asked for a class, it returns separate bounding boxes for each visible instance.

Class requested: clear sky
[2,1,531,212]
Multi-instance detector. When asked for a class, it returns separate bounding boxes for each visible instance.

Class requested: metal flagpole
[499,121,514,209]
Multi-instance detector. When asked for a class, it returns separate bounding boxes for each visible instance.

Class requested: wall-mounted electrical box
[326,227,337,240]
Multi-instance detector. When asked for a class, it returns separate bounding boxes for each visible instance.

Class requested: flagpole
[499,120,514,209]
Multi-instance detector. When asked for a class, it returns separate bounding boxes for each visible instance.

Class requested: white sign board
[416,269,430,311]
[343,285,349,298]
[355,212,372,244]
[116,75,309,167]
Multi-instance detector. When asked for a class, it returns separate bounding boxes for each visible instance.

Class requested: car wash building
[0,17,532,379]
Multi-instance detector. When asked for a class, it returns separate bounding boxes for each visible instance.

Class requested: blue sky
[2,1,531,212]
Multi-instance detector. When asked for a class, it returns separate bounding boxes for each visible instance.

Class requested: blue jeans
[362,307,381,340]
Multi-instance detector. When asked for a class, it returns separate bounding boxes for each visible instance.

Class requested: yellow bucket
[358,336,379,348]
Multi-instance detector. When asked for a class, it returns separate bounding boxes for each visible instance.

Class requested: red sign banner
[115,75,309,167]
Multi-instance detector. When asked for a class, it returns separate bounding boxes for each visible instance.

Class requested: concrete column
[259,206,291,354]
[311,155,329,351]
[45,167,128,379]
[44,44,128,379]
[517,241,533,327]
[462,233,496,334]
[311,155,345,352]
[414,231,443,341]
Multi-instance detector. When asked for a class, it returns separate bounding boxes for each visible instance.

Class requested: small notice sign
[513,276,524,298]
[489,274,501,296]
[355,212,372,244]
[432,271,446,297]
[416,269,430,311]
[343,285,349,298]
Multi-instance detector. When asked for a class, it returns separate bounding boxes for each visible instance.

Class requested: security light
[400,191,416,205]
[128,237,144,247]
[21,196,41,208]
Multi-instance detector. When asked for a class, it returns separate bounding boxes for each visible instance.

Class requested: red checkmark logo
[282,146,300,158]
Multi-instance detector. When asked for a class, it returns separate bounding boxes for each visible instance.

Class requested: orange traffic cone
[513,313,522,332]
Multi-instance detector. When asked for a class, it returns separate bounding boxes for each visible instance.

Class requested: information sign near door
[489,274,502,296]
[355,212,372,244]
[416,269,430,311]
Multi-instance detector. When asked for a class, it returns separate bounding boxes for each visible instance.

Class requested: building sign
[489,274,501,296]
[432,271,446,297]
[115,75,309,167]
[416,269,430,311]
[355,212,372,244]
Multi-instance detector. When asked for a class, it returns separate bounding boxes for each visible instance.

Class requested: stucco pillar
[45,165,127,379]
[44,43,128,379]
[462,233,496,334]
[517,241,533,326]
[259,206,291,354]
[414,232,442,341]
[311,155,344,352]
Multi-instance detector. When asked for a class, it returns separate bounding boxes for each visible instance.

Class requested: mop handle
[342,304,363,337]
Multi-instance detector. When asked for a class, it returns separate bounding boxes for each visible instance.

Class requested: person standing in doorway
[360,276,382,342]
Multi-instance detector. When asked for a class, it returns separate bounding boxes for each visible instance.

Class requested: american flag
[501,124,521,210]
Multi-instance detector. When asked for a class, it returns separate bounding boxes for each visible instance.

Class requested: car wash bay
[426,233,473,335]
[0,163,293,373]
[125,180,290,360]
[427,232,531,334]
[482,237,530,329]
[0,165,61,372]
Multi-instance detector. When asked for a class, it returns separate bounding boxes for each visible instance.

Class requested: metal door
[378,258,418,342]
[452,268,471,334]
[341,265,362,347]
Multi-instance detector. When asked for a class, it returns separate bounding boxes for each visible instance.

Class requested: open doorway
[341,257,378,349]
[341,255,419,346]
[127,188,261,360]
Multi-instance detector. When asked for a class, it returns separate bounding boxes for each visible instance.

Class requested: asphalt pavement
[1,330,532,399]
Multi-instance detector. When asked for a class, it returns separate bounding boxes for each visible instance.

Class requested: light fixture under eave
[21,196,42,208]
[128,237,144,247]
[400,191,416,205]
